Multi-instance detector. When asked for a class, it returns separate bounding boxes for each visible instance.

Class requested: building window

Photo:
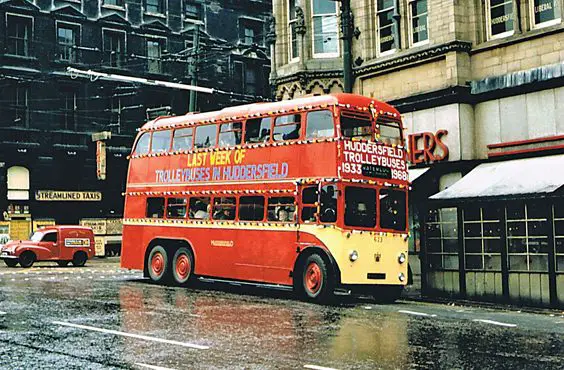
[554,199,564,272]
[146,0,164,14]
[103,30,125,68]
[376,0,396,54]
[312,0,339,56]
[57,24,79,62]
[409,0,428,46]
[531,0,561,28]
[244,27,256,45]
[233,61,263,96]
[11,86,29,127]
[288,0,300,60]
[147,39,164,73]
[61,90,77,130]
[6,15,32,57]
[463,206,502,271]
[426,208,459,270]
[185,2,203,20]
[7,166,30,201]
[506,202,549,272]
[104,0,124,7]
[487,0,514,39]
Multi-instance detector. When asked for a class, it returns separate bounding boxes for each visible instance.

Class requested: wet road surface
[0,258,562,369]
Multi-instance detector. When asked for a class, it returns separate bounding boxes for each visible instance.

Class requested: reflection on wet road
[0,260,562,369]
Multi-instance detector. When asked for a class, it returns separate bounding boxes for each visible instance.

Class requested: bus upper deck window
[340,113,372,140]
[273,114,301,141]
[194,124,217,149]
[244,117,271,143]
[172,128,193,151]
[133,132,150,155]
[378,122,402,146]
[151,130,172,153]
[379,189,406,231]
[219,122,242,147]
[345,187,376,228]
[306,110,334,139]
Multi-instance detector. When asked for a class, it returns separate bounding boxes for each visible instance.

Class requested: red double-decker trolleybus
[122,93,409,303]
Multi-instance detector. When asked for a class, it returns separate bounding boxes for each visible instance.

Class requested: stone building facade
[0,0,272,239]
[272,0,564,308]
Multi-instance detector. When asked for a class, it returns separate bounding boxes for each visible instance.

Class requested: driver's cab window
[42,232,58,243]
[319,184,338,223]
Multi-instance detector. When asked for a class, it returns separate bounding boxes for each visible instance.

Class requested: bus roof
[141,93,400,132]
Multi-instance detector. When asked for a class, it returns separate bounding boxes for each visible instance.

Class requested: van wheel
[147,245,169,283]
[72,252,87,267]
[19,251,36,268]
[57,261,69,267]
[4,259,18,267]
[298,253,334,304]
[171,247,194,286]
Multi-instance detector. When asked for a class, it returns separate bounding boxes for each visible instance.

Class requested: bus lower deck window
[379,189,406,231]
[267,196,296,222]
[319,185,338,223]
[167,198,187,218]
[301,186,317,222]
[189,197,210,219]
[345,187,376,227]
[213,197,236,220]
[239,196,265,221]
[147,197,165,218]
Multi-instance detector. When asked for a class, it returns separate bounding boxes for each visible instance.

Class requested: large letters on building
[408,130,449,164]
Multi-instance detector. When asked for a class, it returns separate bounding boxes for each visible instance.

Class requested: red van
[0,226,95,268]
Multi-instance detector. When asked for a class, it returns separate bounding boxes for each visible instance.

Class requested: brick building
[0,0,272,239]
[271,0,564,308]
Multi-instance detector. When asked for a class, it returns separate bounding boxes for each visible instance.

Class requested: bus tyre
[300,254,333,303]
[19,251,36,268]
[72,252,88,267]
[4,259,18,267]
[171,247,194,286]
[148,245,170,283]
[57,261,69,267]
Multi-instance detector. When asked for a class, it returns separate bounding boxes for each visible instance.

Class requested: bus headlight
[398,272,406,282]
[349,250,359,262]
[398,253,406,264]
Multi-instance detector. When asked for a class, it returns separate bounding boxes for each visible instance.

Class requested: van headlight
[349,250,359,262]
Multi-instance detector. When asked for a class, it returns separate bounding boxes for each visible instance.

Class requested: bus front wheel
[299,253,334,303]
[171,247,194,286]
[147,245,170,283]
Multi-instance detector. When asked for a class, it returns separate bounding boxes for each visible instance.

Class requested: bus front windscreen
[340,112,372,140]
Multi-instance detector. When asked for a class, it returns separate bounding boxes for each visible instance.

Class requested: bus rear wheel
[299,253,334,304]
[147,245,170,283]
[171,247,194,286]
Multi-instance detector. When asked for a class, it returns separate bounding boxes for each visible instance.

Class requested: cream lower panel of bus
[123,219,408,286]
[299,225,408,286]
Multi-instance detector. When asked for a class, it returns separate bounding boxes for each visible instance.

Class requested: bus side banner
[341,141,408,182]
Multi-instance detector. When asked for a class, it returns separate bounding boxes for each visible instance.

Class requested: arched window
[7,166,30,200]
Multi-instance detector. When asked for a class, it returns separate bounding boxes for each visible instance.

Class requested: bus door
[260,193,299,285]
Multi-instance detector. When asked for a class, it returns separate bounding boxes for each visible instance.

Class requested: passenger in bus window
[276,207,289,222]
[320,185,337,222]
[192,200,210,220]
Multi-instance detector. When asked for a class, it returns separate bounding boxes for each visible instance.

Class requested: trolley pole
[189,23,201,112]
[340,0,353,93]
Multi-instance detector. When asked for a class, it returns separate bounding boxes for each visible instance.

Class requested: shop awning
[409,167,430,183]
[430,154,564,200]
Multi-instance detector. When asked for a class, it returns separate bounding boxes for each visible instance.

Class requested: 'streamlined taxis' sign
[36,191,102,202]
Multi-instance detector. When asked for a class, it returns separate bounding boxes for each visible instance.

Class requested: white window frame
[311,0,340,58]
[102,28,127,68]
[5,13,34,57]
[55,21,81,62]
[103,0,125,9]
[530,0,562,29]
[288,0,299,62]
[146,36,167,74]
[145,0,166,16]
[486,0,515,40]
[375,0,397,56]
[408,0,429,47]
